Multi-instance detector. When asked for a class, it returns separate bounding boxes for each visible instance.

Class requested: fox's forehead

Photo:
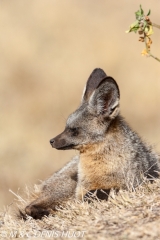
[66,104,89,127]
[66,112,79,126]
[66,110,83,127]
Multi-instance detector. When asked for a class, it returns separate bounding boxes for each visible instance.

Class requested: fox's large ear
[82,68,107,102]
[88,77,120,119]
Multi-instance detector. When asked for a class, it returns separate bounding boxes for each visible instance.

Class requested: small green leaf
[126,25,139,33]
[132,26,139,33]
[135,5,144,19]
[135,10,141,19]
[126,20,139,33]
[140,5,144,15]
[130,20,139,29]
[147,9,151,16]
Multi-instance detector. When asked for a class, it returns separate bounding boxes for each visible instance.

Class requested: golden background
[0,0,160,207]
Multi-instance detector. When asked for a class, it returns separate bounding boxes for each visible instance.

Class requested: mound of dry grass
[0,180,160,240]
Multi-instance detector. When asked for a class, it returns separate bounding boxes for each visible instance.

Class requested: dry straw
[0,178,160,240]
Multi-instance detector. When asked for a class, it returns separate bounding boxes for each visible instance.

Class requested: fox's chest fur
[77,140,128,192]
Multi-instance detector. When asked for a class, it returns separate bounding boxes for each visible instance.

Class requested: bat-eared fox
[22,68,159,219]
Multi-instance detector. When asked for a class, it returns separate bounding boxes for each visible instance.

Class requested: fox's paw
[25,204,50,220]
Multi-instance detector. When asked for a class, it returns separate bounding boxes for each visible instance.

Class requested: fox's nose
[50,138,55,147]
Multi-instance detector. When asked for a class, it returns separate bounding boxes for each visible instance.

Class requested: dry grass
[0,179,160,240]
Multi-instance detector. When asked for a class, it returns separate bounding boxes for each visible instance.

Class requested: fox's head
[50,68,120,151]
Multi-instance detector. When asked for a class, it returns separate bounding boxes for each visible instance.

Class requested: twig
[152,23,160,30]
[144,35,160,62]
[149,53,160,62]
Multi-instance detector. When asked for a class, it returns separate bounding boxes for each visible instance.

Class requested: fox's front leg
[75,183,88,201]
[24,156,79,219]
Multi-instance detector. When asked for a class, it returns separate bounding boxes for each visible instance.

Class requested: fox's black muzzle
[50,131,76,150]
[50,136,66,149]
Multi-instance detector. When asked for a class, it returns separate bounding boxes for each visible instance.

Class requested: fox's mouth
[54,144,76,150]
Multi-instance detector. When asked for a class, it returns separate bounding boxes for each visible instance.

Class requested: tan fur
[76,120,127,199]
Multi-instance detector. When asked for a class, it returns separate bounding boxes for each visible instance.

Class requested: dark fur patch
[83,68,107,101]
[84,189,110,203]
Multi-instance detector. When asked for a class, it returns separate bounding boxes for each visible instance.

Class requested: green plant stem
[144,35,160,62]
[152,23,160,30]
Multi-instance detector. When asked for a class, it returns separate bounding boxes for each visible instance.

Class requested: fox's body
[76,115,159,199]
[24,68,159,219]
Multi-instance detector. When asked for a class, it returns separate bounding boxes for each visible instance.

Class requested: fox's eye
[70,128,79,137]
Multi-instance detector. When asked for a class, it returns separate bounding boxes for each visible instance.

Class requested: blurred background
[0,0,160,207]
